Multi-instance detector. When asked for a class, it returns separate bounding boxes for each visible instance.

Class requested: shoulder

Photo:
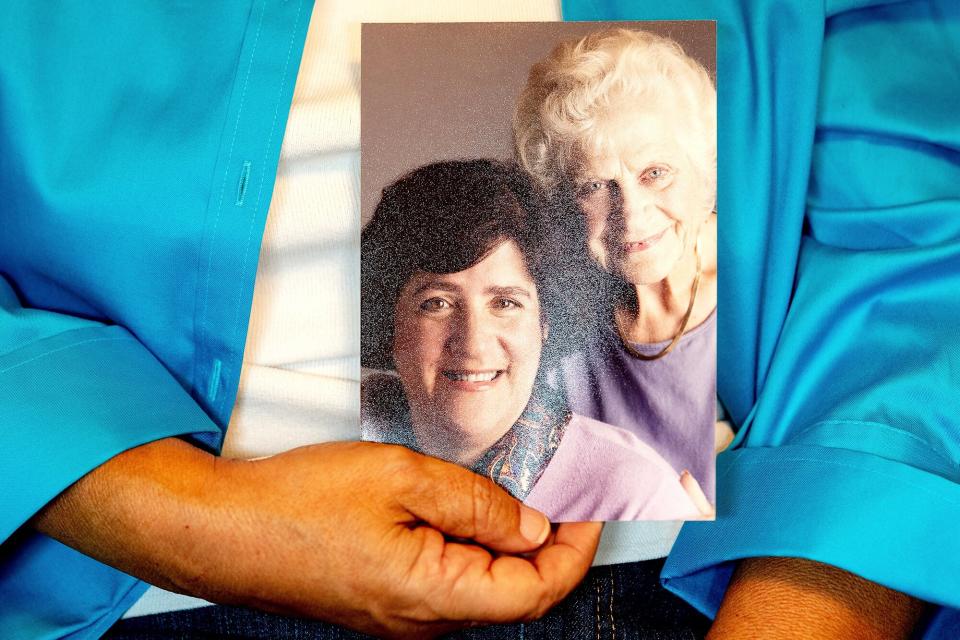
[361,371,402,403]
[360,372,408,444]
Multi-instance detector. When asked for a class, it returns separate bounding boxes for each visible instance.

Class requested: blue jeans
[104,559,709,639]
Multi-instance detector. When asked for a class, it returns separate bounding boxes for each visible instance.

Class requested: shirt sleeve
[0,1,311,637]
[563,0,960,627]
[0,277,221,542]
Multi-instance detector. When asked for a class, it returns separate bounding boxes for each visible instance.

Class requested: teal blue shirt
[563,0,960,635]
[1,2,311,637]
[4,0,959,637]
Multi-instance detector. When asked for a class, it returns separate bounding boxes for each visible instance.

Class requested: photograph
[7,1,956,638]
[360,21,717,521]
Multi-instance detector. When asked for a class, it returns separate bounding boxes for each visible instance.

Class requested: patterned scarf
[361,374,570,500]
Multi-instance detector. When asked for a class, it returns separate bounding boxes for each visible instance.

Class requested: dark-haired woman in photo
[361,159,701,521]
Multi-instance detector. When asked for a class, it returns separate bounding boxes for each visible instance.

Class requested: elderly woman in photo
[514,29,719,499]
[361,159,700,522]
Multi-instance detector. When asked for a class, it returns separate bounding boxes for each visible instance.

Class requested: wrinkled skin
[35,438,601,638]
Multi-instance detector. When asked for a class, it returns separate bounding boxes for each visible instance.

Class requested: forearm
[708,557,926,639]
[32,437,229,598]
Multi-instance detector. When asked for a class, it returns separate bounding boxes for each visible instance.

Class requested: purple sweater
[361,374,700,521]
[558,310,717,500]
[524,414,700,521]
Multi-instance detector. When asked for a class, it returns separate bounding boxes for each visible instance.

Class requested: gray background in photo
[360,21,716,225]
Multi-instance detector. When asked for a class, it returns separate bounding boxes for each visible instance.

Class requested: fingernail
[519,505,550,545]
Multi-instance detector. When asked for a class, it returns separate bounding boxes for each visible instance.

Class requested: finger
[715,420,735,453]
[398,455,551,554]
[530,521,602,601]
[680,470,715,519]
[422,522,601,623]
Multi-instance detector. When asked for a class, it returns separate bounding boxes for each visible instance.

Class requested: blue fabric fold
[1,1,311,637]
[563,0,960,635]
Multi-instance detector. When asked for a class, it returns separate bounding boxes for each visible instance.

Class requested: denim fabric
[104,560,709,639]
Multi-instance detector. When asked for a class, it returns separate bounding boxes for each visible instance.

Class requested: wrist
[158,452,258,604]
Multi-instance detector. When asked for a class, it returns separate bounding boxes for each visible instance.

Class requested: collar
[361,374,570,499]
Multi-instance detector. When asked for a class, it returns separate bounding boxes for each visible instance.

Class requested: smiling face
[392,240,544,464]
[571,106,715,286]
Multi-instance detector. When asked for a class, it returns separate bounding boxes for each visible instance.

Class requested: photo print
[360,21,717,521]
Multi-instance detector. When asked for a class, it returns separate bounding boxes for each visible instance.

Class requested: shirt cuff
[663,443,960,617]
[0,324,221,541]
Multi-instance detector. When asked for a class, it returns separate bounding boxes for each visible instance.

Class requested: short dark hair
[361,159,564,370]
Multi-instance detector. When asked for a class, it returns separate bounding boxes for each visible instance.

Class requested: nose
[446,306,494,361]
[614,177,655,234]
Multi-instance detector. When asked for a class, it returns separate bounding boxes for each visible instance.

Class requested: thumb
[399,455,551,554]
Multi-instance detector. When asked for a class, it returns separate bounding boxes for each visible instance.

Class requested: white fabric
[222,5,566,463]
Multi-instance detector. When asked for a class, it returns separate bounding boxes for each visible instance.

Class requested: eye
[491,297,523,311]
[641,166,671,185]
[419,297,451,312]
[577,179,608,199]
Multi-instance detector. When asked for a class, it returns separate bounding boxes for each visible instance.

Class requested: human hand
[37,438,599,639]
[680,470,715,519]
[204,442,601,637]
[715,420,735,453]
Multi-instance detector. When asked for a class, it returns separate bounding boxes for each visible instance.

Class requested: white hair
[514,28,716,200]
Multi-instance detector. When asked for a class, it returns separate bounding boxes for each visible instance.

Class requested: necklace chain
[615,229,703,361]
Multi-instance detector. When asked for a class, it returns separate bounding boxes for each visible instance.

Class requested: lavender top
[524,414,700,522]
[361,374,699,521]
[557,309,717,500]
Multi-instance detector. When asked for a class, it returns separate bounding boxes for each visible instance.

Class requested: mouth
[622,228,668,253]
[443,370,503,383]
